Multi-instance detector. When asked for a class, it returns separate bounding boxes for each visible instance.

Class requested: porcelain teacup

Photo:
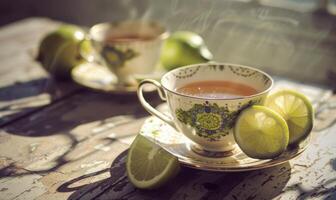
[137,63,273,155]
[81,20,168,86]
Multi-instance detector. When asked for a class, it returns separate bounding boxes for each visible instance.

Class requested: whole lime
[36,25,86,80]
[160,31,213,71]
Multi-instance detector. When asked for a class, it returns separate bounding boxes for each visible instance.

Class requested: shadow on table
[0,78,51,101]
[0,77,80,126]
[2,87,159,137]
[59,150,292,200]
[1,89,161,178]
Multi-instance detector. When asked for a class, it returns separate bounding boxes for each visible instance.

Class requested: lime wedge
[264,90,314,145]
[234,105,289,159]
[126,135,180,189]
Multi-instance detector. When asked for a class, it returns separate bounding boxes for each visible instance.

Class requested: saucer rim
[140,116,310,172]
[71,62,162,94]
[177,143,308,172]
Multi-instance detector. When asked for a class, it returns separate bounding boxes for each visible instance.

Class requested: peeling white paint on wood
[0,174,46,200]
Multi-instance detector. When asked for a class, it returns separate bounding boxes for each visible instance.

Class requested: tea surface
[176,80,258,99]
[105,34,153,42]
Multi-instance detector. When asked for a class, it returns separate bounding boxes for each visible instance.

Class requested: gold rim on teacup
[137,62,274,157]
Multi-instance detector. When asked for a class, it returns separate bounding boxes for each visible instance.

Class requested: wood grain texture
[0,89,154,199]
[0,18,80,126]
[0,89,335,200]
[0,18,336,200]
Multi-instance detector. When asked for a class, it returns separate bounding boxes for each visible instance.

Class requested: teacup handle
[137,79,177,129]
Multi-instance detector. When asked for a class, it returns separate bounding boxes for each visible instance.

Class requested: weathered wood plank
[62,115,336,200]
[0,90,160,199]
[0,90,152,169]
[0,17,80,126]
[0,17,335,199]
[0,18,59,87]
[0,83,335,200]
[59,96,336,200]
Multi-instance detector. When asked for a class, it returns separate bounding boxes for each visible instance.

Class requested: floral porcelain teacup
[137,63,273,155]
[81,20,168,85]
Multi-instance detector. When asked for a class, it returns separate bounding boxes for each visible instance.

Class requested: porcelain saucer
[139,111,310,172]
[71,62,164,94]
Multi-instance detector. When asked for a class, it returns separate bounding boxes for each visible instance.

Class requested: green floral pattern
[102,46,138,68]
[175,100,258,141]
[172,64,267,80]
[173,66,200,79]
[197,113,222,130]
[228,65,257,77]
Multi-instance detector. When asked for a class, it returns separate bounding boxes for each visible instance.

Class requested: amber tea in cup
[105,34,154,43]
[176,80,258,99]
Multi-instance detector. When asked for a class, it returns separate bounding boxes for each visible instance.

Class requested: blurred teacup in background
[81,20,169,86]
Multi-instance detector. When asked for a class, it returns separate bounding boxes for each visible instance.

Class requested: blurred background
[0,0,336,86]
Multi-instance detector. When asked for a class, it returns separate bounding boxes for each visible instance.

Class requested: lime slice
[264,90,314,145]
[126,135,180,189]
[234,105,289,159]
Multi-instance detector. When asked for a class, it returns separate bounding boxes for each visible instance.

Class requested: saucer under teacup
[71,62,163,94]
[140,104,310,172]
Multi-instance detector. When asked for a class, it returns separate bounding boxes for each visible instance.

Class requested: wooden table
[0,18,336,200]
